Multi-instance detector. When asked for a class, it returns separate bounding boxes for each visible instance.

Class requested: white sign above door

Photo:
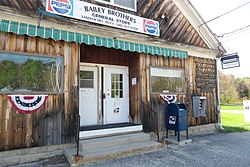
[46,0,160,36]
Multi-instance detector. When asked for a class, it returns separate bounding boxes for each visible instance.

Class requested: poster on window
[8,95,48,114]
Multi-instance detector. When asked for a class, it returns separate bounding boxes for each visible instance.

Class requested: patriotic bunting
[160,94,177,104]
[8,95,48,114]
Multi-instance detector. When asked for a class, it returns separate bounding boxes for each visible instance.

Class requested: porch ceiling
[0,19,188,59]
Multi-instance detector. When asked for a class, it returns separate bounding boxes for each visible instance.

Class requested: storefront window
[0,52,63,93]
[150,67,185,94]
[96,0,136,11]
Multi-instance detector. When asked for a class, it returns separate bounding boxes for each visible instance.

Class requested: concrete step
[80,124,143,139]
[79,132,151,151]
[65,140,163,166]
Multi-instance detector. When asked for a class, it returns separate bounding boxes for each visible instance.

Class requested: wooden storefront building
[0,0,225,151]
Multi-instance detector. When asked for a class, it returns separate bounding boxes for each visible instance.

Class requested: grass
[220,105,243,111]
[221,112,250,133]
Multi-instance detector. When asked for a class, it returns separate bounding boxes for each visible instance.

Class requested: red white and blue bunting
[8,95,48,114]
[160,94,177,104]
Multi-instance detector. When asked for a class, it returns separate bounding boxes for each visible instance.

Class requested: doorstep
[80,122,143,139]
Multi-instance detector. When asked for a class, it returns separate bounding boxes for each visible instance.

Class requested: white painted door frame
[103,66,129,124]
[79,63,129,125]
[79,66,98,126]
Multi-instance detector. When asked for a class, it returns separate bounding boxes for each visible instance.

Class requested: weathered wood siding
[80,45,218,129]
[0,32,79,151]
[0,0,208,49]
[138,53,218,131]
[80,45,138,67]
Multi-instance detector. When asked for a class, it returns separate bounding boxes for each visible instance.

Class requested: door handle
[102,93,106,99]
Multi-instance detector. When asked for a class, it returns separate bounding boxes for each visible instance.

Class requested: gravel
[11,132,250,167]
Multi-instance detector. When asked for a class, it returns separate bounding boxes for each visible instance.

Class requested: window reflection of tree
[50,60,62,92]
[0,54,62,92]
[0,60,19,89]
[22,59,43,91]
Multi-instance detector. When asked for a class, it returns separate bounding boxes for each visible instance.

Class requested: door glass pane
[80,71,94,88]
[115,74,119,81]
[115,82,119,89]
[111,73,123,98]
[115,89,119,98]
[112,82,115,89]
[80,80,93,88]
[111,90,115,97]
[80,71,93,79]
[119,74,123,81]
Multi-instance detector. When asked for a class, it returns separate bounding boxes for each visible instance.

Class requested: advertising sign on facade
[46,0,160,36]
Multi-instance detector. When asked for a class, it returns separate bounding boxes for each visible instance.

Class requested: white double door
[79,65,129,126]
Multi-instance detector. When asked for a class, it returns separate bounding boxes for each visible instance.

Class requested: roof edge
[173,0,226,55]
[0,3,220,59]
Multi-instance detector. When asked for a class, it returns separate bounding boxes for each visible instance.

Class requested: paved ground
[12,131,250,167]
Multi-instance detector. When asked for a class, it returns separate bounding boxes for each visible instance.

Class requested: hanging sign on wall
[8,95,48,114]
[194,58,216,92]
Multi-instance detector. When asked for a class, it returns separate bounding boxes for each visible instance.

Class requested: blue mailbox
[165,103,188,142]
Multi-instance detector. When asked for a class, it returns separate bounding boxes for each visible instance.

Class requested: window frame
[95,0,137,12]
[111,73,123,98]
[0,50,64,94]
[80,70,95,89]
[150,66,186,95]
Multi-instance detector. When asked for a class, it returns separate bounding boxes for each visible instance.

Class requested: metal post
[216,59,224,130]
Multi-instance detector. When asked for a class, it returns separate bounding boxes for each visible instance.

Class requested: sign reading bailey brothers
[46,0,160,36]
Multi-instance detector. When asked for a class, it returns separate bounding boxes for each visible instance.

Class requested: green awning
[0,19,188,58]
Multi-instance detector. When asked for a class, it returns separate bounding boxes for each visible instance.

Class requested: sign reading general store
[46,0,160,36]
